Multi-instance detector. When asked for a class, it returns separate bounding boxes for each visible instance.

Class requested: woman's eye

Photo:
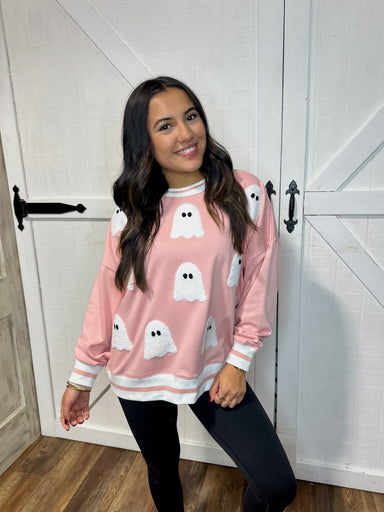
[159,123,172,131]
[187,113,198,121]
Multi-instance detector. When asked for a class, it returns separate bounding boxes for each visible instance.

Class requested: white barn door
[0,0,284,466]
[277,0,384,492]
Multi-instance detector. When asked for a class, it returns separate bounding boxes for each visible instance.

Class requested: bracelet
[229,364,246,376]
[66,381,91,392]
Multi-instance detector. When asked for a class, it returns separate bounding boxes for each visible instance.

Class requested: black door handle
[13,185,86,231]
[284,180,300,233]
[265,180,276,201]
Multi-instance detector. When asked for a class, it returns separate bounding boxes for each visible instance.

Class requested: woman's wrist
[227,363,247,376]
[66,380,91,392]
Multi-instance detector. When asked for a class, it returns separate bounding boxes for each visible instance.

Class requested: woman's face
[147,87,207,188]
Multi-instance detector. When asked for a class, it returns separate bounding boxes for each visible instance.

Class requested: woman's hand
[209,363,247,408]
[60,388,90,431]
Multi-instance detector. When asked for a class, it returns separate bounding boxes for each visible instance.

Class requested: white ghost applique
[245,185,262,222]
[174,263,207,302]
[227,253,242,288]
[201,316,218,353]
[144,320,177,360]
[170,204,204,239]
[111,208,128,236]
[111,314,133,351]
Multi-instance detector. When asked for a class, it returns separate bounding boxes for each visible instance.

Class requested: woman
[61,76,297,511]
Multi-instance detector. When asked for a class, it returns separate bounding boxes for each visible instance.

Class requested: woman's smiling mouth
[175,144,198,157]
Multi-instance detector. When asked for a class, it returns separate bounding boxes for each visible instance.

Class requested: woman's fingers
[60,406,88,430]
[210,363,247,408]
[73,406,88,425]
[69,410,77,426]
[60,413,69,431]
[216,390,246,408]
[60,389,90,430]
[214,394,223,406]
[60,401,71,430]
[209,377,220,403]
[215,392,233,408]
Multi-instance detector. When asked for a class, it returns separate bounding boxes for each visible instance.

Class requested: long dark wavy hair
[113,76,254,291]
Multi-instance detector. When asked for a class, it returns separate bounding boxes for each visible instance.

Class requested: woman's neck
[163,170,204,189]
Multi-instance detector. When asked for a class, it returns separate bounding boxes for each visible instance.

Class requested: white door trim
[308,105,384,191]
[308,215,384,308]
[276,0,312,466]
[295,460,384,494]
[305,191,384,215]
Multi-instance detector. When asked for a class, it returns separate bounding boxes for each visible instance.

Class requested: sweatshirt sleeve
[225,180,280,372]
[68,215,126,388]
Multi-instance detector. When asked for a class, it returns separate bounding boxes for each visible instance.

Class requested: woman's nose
[177,122,193,141]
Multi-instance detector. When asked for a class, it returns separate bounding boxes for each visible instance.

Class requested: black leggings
[119,384,297,511]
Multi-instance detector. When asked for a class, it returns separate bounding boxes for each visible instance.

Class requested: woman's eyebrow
[152,107,196,129]
[153,116,172,129]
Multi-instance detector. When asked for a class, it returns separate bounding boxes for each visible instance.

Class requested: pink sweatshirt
[69,170,280,403]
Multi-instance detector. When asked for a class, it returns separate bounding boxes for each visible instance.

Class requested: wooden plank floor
[0,436,383,512]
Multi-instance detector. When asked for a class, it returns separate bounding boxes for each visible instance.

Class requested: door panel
[0,137,40,474]
[278,0,384,491]
[1,0,284,466]
[0,315,23,420]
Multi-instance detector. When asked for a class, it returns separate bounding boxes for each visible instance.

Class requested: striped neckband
[164,178,206,197]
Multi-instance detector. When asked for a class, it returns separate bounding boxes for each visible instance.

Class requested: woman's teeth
[177,145,196,155]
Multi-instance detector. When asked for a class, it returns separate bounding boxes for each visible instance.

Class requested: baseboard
[51,422,384,492]
[53,421,140,451]
[180,440,235,467]
[52,421,235,467]
[295,460,384,493]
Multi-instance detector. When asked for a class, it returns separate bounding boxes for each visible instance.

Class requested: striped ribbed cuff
[225,341,259,372]
[69,359,103,389]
